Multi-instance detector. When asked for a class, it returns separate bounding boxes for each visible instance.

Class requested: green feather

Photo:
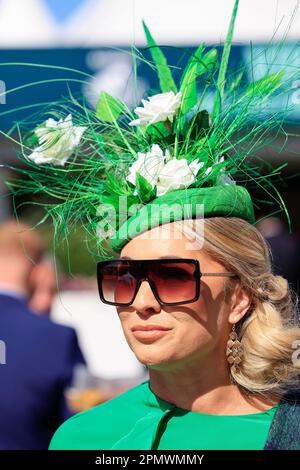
[180,47,218,115]
[244,70,285,97]
[180,43,205,114]
[142,20,177,94]
[229,70,244,92]
[201,48,218,84]
[212,0,240,121]
[96,91,125,122]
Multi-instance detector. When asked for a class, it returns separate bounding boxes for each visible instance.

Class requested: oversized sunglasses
[97,258,238,307]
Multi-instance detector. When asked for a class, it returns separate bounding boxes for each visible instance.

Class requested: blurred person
[28,256,57,316]
[0,219,86,449]
[257,216,300,297]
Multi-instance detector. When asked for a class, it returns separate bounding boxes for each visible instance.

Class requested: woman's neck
[148,359,279,415]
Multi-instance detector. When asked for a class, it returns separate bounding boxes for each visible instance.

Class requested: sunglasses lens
[98,260,198,306]
[100,262,137,305]
[149,262,197,304]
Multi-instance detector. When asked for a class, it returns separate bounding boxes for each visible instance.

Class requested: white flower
[27,114,87,166]
[126,144,170,195]
[156,158,204,197]
[129,91,182,127]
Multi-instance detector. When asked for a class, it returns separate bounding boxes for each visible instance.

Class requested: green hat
[3,0,299,260]
[110,185,255,253]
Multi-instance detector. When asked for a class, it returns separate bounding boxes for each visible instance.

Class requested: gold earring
[226,324,243,367]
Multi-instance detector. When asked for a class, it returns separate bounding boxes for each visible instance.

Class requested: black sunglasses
[97,258,238,307]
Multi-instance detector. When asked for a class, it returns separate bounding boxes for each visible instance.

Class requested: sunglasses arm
[201,273,238,277]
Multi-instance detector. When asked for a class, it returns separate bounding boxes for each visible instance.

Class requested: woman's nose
[131,280,161,314]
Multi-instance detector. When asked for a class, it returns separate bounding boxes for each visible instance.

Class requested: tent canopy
[0,0,299,48]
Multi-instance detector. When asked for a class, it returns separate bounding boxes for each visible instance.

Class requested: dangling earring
[226,323,243,368]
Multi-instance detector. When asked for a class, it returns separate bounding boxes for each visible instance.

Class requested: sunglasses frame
[97,258,238,307]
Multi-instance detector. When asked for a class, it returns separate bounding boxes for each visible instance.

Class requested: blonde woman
[3,0,300,452]
[49,213,300,450]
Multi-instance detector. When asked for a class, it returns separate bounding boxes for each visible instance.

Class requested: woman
[49,213,300,450]
[3,0,300,451]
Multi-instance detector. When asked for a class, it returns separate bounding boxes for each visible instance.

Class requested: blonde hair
[173,217,300,399]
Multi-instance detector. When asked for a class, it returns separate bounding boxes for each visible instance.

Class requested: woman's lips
[131,325,171,342]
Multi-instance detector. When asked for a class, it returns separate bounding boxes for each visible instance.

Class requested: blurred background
[0,0,299,449]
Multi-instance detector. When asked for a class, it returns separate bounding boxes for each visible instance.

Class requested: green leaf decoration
[177,49,217,134]
[180,47,218,115]
[142,20,177,94]
[146,121,170,141]
[135,172,156,203]
[100,194,124,208]
[212,0,240,121]
[180,43,204,114]
[201,48,218,84]
[180,44,204,86]
[244,70,285,97]
[96,91,125,122]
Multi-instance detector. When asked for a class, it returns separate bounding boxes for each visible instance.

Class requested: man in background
[0,219,86,449]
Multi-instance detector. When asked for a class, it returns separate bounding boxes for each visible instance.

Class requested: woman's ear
[228,281,252,324]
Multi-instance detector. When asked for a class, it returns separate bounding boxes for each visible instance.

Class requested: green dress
[49,380,278,450]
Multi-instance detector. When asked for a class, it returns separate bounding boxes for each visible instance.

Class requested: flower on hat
[6,1,294,260]
[126,142,207,198]
[27,114,87,166]
[129,91,182,127]
[156,157,204,196]
[126,144,171,195]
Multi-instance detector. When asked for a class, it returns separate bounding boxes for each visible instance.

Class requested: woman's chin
[131,344,176,369]
[124,331,181,367]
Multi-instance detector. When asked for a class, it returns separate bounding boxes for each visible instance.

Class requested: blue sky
[43,0,86,22]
